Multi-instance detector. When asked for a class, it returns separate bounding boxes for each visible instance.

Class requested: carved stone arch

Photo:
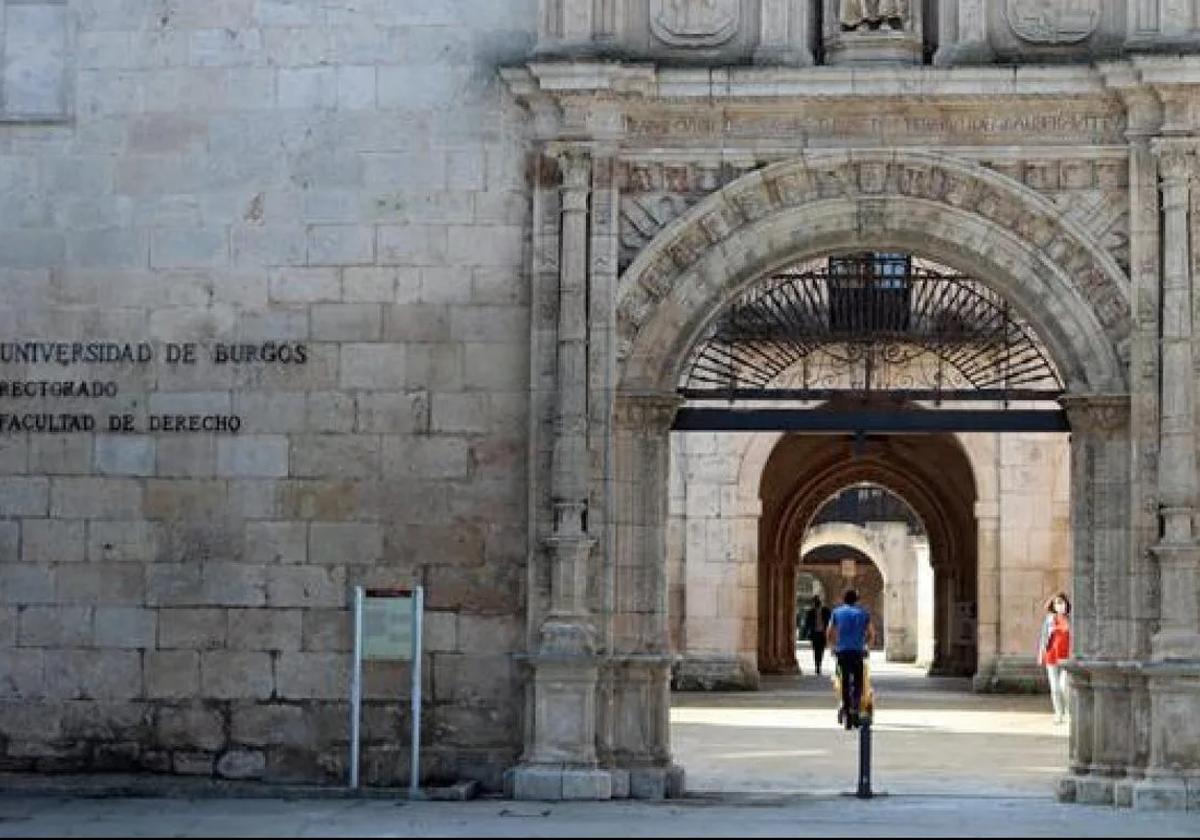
[616,150,1130,396]
[801,523,891,585]
[754,434,978,675]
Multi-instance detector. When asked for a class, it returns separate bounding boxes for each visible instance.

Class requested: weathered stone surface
[159,609,227,650]
[200,651,274,700]
[216,749,267,780]
[18,606,92,648]
[275,653,350,701]
[43,650,143,701]
[227,608,302,652]
[266,565,346,609]
[22,519,86,564]
[144,651,200,700]
[230,703,310,747]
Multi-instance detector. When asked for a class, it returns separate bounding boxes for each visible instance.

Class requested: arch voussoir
[617,150,1130,397]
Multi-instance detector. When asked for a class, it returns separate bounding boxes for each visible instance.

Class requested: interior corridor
[671,646,1068,798]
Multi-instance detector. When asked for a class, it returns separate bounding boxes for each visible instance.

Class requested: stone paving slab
[0,795,1197,838]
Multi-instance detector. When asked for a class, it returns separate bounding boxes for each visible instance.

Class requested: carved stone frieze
[1005,0,1102,44]
[616,161,751,271]
[649,0,740,47]
[982,158,1131,273]
[1060,393,1132,435]
[616,153,1133,369]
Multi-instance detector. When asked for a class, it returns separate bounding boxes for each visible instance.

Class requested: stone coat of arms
[1005,0,1101,44]
[650,0,740,47]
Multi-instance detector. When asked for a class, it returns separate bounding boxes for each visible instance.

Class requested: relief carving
[649,0,740,47]
[1005,0,1101,44]
[839,0,910,30]
[618,156,1134,365]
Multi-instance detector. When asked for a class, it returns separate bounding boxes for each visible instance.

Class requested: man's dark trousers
[836,650,865,716]
[812,635,827,675]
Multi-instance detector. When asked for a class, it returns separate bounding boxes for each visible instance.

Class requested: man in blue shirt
[826,589,876,729]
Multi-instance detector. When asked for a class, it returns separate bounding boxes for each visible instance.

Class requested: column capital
[612,392,683,433]
[547,144,592,188]
[1150,138,1198,184]
[1059,393,1131,435]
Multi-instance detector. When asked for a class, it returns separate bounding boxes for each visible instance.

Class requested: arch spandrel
[616,150,1131,396]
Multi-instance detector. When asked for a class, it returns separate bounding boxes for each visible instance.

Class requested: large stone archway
[617,150,1130,394]
[755,434,978,678]
[595,151,1136,803]
[512,147,1154,806]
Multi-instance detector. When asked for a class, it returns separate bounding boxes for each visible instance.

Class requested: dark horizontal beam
[672,408,1070,433]
[679,388,1064,403]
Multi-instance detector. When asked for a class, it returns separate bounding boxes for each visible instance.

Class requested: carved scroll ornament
[1005,0,1101,44]
[650,0,740,46]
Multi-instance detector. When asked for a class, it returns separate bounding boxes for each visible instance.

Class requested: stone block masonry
[0,0,537,790]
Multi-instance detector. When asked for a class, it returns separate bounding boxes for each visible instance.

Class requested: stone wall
[0,0,538,790]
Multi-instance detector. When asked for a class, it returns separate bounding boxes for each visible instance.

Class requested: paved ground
[1,796,1198,837]
[673,657,1069,797]
[2,657,1196,836]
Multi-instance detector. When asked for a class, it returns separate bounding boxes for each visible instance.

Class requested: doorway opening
[664,250,1076,795]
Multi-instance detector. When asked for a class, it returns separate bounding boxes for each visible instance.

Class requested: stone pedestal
[509,655,613,801]
[825,30,922,65]
[672,654,759,691]
[1131,664,1200,811]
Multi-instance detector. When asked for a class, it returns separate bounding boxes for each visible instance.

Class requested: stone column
[933,0,994,65]
[972,501,1001,691]
[1133,141,1200,811]
[753,0,815,66]
[1148,142,1200,661]
[928,565,956,675]
[758,561,799,674]
[608,392,685,799]
[511,149,611,802]
[1060,394,1134,806]
[537,0,597,54]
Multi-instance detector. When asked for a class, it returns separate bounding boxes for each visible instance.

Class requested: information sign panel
[363,590,414,661]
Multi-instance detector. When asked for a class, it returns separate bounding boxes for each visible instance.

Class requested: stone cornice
[501,58,1200,148]
[501,58,1200,104]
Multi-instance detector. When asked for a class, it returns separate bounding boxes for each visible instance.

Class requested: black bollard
[857,720,873,799]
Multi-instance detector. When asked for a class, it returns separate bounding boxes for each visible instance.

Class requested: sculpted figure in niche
[840,0,909,30]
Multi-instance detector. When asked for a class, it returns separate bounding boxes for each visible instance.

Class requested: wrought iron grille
[681,255,1063,402]
[811,484,926,535]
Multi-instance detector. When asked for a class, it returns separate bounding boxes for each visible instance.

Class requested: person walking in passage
[1038,592,1072,724]
[802,595,833,675]
[826,589,876,729]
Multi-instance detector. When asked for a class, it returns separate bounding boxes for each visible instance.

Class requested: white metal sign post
[349,586,424,798]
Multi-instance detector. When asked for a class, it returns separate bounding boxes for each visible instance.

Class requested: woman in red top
[1037,592,1072,724]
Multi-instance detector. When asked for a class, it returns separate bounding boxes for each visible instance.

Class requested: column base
[972,658,1047,693]
[506,766,613,801]
[672,655,760,691]
[627,764,687,799]
[1131,774,1196,811]
[826,30,922,65]
[752,45,812,67]
[505,764,686,801]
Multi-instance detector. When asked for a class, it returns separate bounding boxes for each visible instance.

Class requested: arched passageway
[517,150,1141,804]
[797,543,886,652]
[757,433,977,677]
